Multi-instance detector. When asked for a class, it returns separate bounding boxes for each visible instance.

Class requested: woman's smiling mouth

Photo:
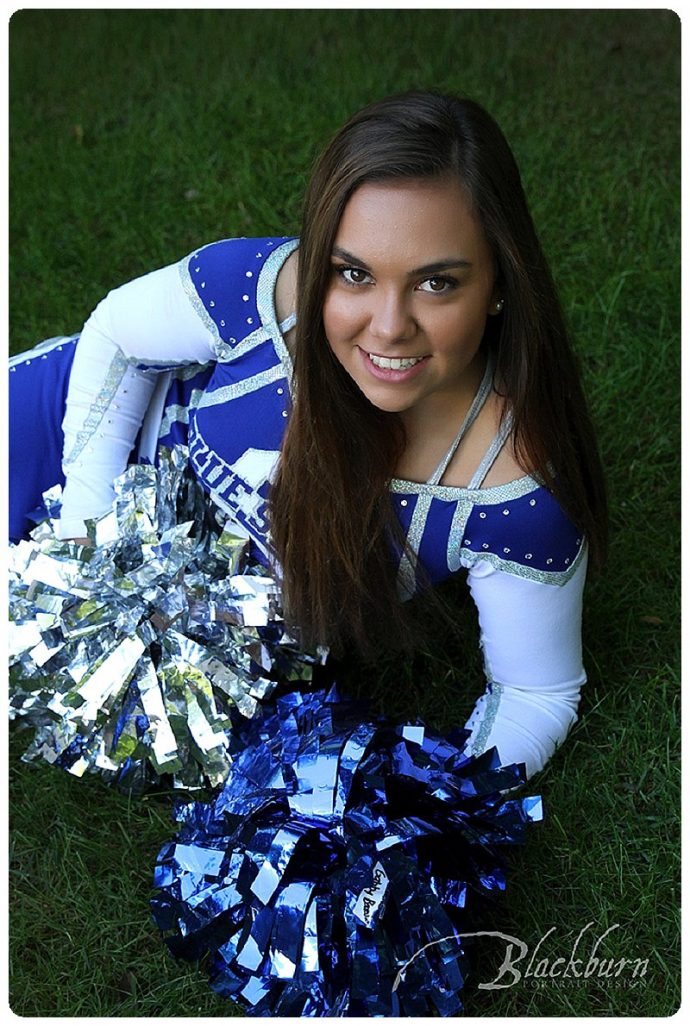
[359,347,431,381]
[367,352,426,370]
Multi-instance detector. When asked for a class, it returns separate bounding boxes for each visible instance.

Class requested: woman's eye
[418,276,456,294]
[336,266,371,286]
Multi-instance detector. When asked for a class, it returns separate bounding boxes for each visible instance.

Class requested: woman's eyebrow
[413,257,473,275]
[331,246,472,275]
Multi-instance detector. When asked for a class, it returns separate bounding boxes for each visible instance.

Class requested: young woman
[10,89,606,781]
[9,90,606,1014]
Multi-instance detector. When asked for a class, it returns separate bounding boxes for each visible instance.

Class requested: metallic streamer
[9,446,324,791]
[152,686,544,1016]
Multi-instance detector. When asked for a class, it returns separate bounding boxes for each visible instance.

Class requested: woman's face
[322,177,499,425]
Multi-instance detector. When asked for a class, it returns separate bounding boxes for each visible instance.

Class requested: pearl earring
[492,299,504,314]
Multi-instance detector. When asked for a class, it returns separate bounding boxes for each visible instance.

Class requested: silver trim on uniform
[197,364,285,410]
[428,358,495,486]
[9,334,79,366]
[396,492,434,599]
[467,411,515,489]
[446,498,475,573]
[256,238,299,387]
[63,350,130,466]
[469,681,504,756]
[459,538,587,585]
[178,256,223,346]
[389,473,542,503]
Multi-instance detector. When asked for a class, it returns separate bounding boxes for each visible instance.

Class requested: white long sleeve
[58,260,217,538]
[462,550,588,781]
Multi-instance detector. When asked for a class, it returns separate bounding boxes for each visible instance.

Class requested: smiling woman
[271,91,606,662]
[323,178,500,428]
[9,89,607,1016]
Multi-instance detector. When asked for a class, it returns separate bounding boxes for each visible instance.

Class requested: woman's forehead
[333,178,490,266]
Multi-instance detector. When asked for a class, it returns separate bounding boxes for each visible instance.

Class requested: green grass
[8,8,680,1018]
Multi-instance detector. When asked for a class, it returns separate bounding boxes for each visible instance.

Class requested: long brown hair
[269,90,607,659]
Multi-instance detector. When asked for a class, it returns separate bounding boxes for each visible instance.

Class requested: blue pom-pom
[152,687,543,1016]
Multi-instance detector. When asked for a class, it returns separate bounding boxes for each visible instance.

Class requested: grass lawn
[8,8,680,1017]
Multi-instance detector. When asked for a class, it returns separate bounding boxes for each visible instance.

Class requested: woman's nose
[369,290,415,343]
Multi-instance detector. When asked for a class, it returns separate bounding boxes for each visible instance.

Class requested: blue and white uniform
[9,236,588,780]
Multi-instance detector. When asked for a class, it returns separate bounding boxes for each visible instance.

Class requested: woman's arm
[462,550,588,781]
[58,260,217,539]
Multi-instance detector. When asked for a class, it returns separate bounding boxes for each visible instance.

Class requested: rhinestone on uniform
[246,271,253,278]
[210,301,215,307]
[243,295,249,301]
[482,543,489,550]
[479,512,487,519]
[247,318,253,324]
[201,282,206,288]
[525,553,532,559]
[220,320,225,327]
[565,557,570,564]
[281,410,288,418]
[400,499,408,507]
[547,558,553,564]
[277,387,284,395]
[503,547,510,554]
[530,499,536,506]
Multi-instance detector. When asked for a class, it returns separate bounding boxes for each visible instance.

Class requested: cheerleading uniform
[9,236,588,782]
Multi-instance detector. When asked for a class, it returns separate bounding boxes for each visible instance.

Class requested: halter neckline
[426,357,509,489]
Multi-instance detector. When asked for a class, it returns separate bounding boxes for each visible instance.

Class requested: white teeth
[368,353,424,370]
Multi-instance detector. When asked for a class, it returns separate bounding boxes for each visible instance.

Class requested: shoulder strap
[278,312,297,333]
[467,409,515,490]
[427,357,494,486]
